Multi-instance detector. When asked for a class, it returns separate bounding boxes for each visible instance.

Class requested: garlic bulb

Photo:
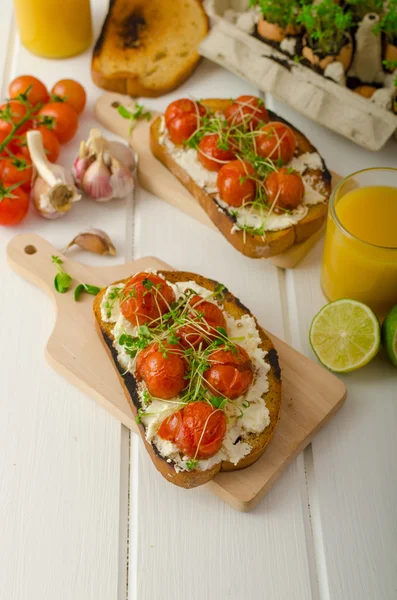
[27,131,81,219]
[73,128,136,202]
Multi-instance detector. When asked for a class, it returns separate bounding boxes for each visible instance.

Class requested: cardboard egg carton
[200,0,397,150]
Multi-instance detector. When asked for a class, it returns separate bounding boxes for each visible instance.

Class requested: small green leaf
[186,458,199,471]
[138,325,151,338]
[117,105,133,119]
[74,284,85,301]
[54,272,72,294]
[216,326,228,338]
[83,284,101,296]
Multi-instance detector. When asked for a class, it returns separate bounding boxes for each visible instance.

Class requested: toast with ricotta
[150,97,332,258]
[92,0,208,97]
[94,270,282,489]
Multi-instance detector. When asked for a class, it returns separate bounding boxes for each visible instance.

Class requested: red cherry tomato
[167,112,201,145]
[204,344,253,400]
[0,101,29,136]
[224,95,269,130]
[158,401,227,459]
[33,126,61,163]
[9,75,49,110]
[37,102,78,144]
[256,122,297,164]
[264,167,305,211]
[177,295,227,349]
[0,154,33,192]
[136,342,187,399]
[217,160,256,207]
[51,79,87,116]
[0,183,29,225]
[197,134,236,171]
[165,99,205,127]
[120,272,176,326]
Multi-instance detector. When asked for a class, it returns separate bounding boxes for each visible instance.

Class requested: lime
[309,299,380,373]
[381,304,397,367]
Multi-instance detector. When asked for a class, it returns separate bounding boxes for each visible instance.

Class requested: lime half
[309,299,380,373]
[381,304,397,367]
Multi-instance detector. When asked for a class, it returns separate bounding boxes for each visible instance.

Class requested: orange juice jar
[321,168,397,319]
[13,0,92,58]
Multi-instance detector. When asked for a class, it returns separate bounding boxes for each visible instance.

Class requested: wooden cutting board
[95,92,342,269]
[7,233,347,511]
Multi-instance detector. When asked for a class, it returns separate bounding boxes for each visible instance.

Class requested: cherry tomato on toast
[120,272,176,326]
[197,134,236,171]
[217,160,256,207]
[177,294,227,349]
[136,342,187,399]
[224,95,269,130]
[264,167,305,211]
[256,121,297,164]
[204,344,253,399]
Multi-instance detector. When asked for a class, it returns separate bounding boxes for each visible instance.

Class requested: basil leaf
[54,272,71,294]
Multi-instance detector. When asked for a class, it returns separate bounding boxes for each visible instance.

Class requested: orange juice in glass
[13,0,92,58]
[321,168,397,319]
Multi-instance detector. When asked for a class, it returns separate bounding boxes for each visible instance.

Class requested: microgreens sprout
[117,103,152,133]
[52,255,72,294]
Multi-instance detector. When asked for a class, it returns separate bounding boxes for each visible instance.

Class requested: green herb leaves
[52,255,101,299]
[186,458,199,471]
[74,283,101,301]
[52,255,72,294]
[117,103,152,133]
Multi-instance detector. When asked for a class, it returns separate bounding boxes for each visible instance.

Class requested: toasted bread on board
[92,0,209,97]
[94,270,282,488]
[150,99,332,258]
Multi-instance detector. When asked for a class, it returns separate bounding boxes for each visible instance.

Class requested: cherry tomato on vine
[217,160,256,207]
[0,154,33,191]
[51,79,86,115]
[197,134,236,171]
[136,342,187,399]
[0,101,29,136]
[37,102,78,144]
[158,401,227,459]
[204,344,253,399]
[256,122,297,164]
[0,183,29,225]
[264,167,304,211]
[9,75,49,110]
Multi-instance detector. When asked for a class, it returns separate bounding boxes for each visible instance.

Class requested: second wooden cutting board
[7,233,347,511]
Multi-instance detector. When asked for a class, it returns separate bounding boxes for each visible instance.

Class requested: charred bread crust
[150,99,332,258]
[91,0,208,98]
[93,271,282,488]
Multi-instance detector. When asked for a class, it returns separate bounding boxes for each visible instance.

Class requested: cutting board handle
[6,233,65,299]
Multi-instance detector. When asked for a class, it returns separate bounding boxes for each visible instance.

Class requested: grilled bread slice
[94,270,282,489]
[150,99,332,258]
[92,0,209,97]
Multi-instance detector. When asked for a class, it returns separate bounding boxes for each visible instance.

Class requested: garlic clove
[28,130,81,219]
[73,141,95,185]
[105,141,136,171]
[82,153,113,202]
[109,158,135,199]
[65,228,116,255]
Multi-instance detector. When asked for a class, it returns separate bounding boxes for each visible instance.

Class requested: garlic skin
[74,128,136,202]
[65,228,116,256]
[27,131,81,219]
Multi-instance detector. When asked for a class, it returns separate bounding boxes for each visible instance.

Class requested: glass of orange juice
[321,168,397,319]
[13,0,92,58]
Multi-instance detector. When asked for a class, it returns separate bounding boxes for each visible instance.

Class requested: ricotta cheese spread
[100,276,271,472]
[159,115,327,234]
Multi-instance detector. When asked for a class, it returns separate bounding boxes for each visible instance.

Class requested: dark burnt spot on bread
[268,348,281,381]
[93,0,116,57]
[102,330,141,412]
[120,10,146,49]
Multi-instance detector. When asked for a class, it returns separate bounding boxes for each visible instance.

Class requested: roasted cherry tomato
[37,102,78,144]
[136,342,187,399]
[177,295,227,349]
[165,99,205,128]
[120,272,176,326]
[9,75,49,110]
[0,183,29,225]
[256,121,296,164]
[51,79,87,115]
[158,401,227,459]
[204,344,253,399]
[265,167,305,212]
[224,95,269,130]
[0,101,29,136]
[0,154,33,192]
[167,112,201,145]
[197,134,236,171]
[217,160,256,207]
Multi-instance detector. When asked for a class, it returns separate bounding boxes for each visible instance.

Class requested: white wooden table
[0,2,396,599]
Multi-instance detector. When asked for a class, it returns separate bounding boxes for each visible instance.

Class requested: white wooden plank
[128,62,318,600]
[0,2,130,598]
[267,95,397,600]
